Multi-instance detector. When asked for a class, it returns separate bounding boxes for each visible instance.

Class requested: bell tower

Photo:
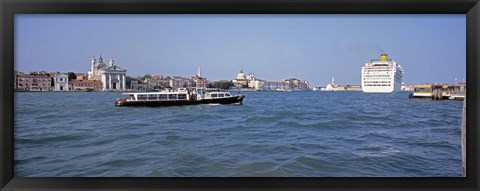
[109,58,115,66]
[90,56,96,78]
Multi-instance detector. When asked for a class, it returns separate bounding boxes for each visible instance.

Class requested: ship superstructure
[361,54,403,93]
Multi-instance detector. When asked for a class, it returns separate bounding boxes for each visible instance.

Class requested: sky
[15,14,466,86]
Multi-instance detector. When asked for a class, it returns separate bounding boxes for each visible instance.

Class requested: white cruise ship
[361,54,404,93]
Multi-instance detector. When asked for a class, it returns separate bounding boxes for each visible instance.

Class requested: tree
[126,76,133,89]
[67,72,76,80]
[141,74,152,81]
[212,81,234,89]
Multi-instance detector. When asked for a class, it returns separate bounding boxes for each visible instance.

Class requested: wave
[14,91,463,177]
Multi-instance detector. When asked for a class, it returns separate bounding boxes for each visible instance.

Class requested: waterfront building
[87,55,127,91]
[262,81,291,91]
[325,76,339,91]
[141,68,209,91]
[284,78,309,91]
[361,54,404,93]
[249,80,265,90]
[322,76,361,91]
[16,71,53,91]
[14,71,21,90]
[232,69,266,90]
[147,75,172,90]
[230,69,308,91]
[232,69,248,88]
[242,73,264,90]
[76,74,88,81]
[130,80,148,91]
[69,79,103,91]
[346,85,361,91]
[191,76,208,88]
[130,80,139,90]
[53,72,69,91]
[343,85,362,91]
[191,67,209,88]
[170,76,188,90]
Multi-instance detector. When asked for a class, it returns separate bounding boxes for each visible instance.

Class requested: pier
[409,84,466,100]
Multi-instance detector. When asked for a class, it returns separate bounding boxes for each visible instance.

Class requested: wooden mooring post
[461,95,466,177]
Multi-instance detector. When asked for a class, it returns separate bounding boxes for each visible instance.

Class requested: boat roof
[207,92,232,94]
[123,92,188,95]
[413,85,433,88]
[413,84,444,88]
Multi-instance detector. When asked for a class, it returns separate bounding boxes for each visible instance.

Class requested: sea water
[14,91,463,177]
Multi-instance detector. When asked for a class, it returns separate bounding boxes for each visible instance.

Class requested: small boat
[115,88,245,107]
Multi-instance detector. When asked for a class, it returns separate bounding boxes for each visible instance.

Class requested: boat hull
[115,95,245,107]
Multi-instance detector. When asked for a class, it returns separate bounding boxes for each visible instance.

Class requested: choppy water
[14,91,463,177]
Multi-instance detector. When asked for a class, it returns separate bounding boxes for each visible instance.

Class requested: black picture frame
[1,0,479,190]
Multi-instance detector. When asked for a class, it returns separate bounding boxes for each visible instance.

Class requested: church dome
[236,69,246,80]
[96,55,106,69]
[97,63,107,69]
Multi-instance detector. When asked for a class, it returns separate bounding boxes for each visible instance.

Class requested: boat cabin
[205,92,233,99]
[126,92,190,101]
[123,88,215,102]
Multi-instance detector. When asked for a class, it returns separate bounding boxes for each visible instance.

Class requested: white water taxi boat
[115,88,245,106]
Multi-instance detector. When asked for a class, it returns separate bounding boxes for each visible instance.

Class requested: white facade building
[249,80,265,90]
[232,69,248,88]
[262,81,291,91]
[53,73,69,91]
[361,54,403,93]
[88,55,127,91]
[325,76,338,91]
[169,76,188,90]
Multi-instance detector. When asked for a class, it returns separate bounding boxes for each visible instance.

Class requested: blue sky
[15,14,465,86]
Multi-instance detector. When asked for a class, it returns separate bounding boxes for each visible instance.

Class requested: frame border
[1,0,479,190]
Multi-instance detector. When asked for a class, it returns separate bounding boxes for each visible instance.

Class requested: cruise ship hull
[361,86,395,93]
[361,54,403,93]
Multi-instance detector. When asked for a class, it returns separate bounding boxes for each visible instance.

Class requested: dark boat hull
[115,95,245,107]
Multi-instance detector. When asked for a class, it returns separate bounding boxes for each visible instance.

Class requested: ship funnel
[380,54,388,61]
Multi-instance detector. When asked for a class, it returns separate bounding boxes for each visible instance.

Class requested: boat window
[197,89,206,94]
[415,88,432,92]
[225,93,231,97]
[178,94,187,100]
[148,94,158,100]
[168,94,177,99]
[159,94,168,100]
[137,94,147,100]
[211,94,218,98]
[218,93,224,98]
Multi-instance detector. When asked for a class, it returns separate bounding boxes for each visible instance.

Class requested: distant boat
[115,88,245,107]
[275,88,292,92]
